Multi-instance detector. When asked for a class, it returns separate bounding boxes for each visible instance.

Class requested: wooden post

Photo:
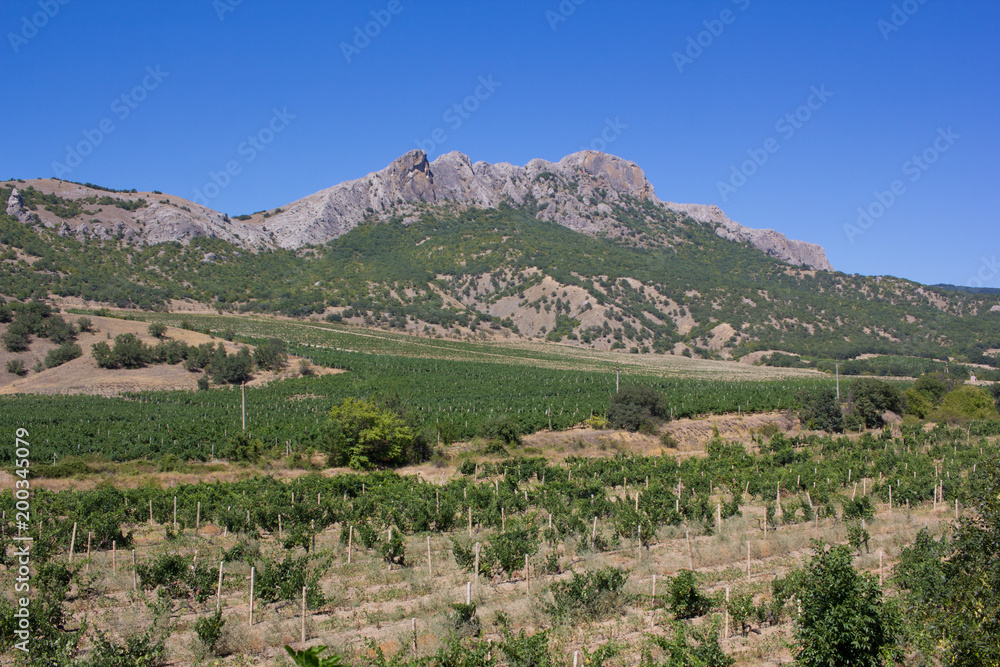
[501,507,505,532]
[955,498,959,519]
[686,531,693,570]
[592,516,597,545]
[112,540,116,573]
[412,618,417,656]
[525,554,529,596]
[149,499,153,524]
[173,496,177,531]
[196,502,200,534]
[573,651,580,667]
[743,480,749,501]
[85,532,92,574]
[249,566,255,626]
[466,581,472,605]
[776,483,782,520]
[427,536,433,577]
[888,485,892,510]
[747,542,751,583]
[217,561,224,611]
[474,543,480,581]
[131,549,137,591]
[468,507,473,537]
[348,526,353,564]
[725,586,730,638]
[716,502,722,532]
[68,522,76,563]
[879,550,883,586]
[278,514,283,540]
[301,586,307,642]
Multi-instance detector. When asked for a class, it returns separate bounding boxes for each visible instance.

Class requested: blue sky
[1,0,997,287]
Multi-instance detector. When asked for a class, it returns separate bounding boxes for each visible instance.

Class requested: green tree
[111,332,149,368]
[322,397,413,469]
[608,385,670,432]
[792,542,900,667]
[931,385,1000,422]
[253,337,287,371]
[847,378,903,428]
[148,322,167,339]
[796,386,844,432]
[895,459,1000,666]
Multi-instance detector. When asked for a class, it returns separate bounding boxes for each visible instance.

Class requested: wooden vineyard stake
[747,542,751,583]
[68,522,76,563]
[525,554,530,596]
[301,586,307,642]
[879,550,883,586]
[468,507,473,537]
[412,618,417,656]
[131,550,137,591]
[348,526,353,564]
[427,536,433,577]
[173,496,177,531]
[725,586,730,638]
[217,561,224,611]
[249,566,255,626]
[466,581,472,605]
[149,499,153,524]
[278,514,283,540]
[196,502,200,534]
[686,531,693,570]
[112,540,116,573]
[85,532,91,574]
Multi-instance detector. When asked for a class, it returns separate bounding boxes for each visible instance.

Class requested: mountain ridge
[3,149,832,271]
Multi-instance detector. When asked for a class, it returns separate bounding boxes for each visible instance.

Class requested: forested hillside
[2,181,998,368]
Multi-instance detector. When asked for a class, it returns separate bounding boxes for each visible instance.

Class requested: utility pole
[241,382,246,431]
[615,363,620,394]
[835,362,840,402]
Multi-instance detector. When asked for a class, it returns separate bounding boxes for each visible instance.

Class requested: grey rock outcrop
[263,150,832,270]
[5,188,31,224]
[665,202,833,271]
[263,150,659,248]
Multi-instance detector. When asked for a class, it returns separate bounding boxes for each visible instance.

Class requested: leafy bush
[608,385,670,432]
[135,554,214,601]
[254,337,288,371]
[45,342,82,368]
[6,359,25,375]
[255,554,326,608]
[194,609,226,656]
[667,569,712,619]
[481,415,523,446]
[86,629,166,667]
[931,385,1000,422]
[796,386,844,432]
[148,322,167,339]
[547,567,628,622]
[322,397,413,469]
[790,543,900,667]
[285,645,347,667]
[842,495,875,522]
[643,620,733,667]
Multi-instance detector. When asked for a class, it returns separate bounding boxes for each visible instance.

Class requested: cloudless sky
[1,0,997,286]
